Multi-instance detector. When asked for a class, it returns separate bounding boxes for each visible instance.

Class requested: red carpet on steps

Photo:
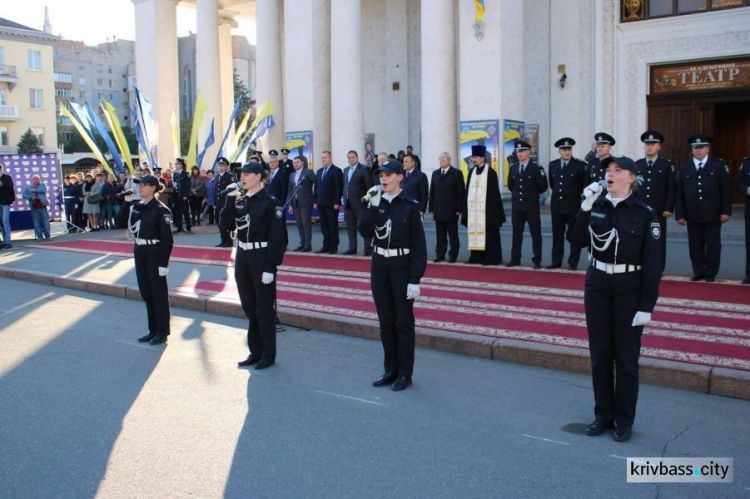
[38,239,750,372]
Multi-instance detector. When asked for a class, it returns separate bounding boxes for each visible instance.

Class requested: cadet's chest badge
[650,222,661,239]
[275,206,283,219]
[164,214,172,225]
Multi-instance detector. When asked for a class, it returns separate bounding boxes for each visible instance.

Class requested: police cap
[471,145,487,157]
[239,161,265,175]
[134,174,160,186]
[175,158,186,166]
[601,155,636,174]
[554,137,576,149]
[514,140,532,151]
[688,134,712,147]
[216,157,229,166]
[280,148,290,154]
[640,130,665,144]
[269,150,279,157]
[373,160,404,175]
[594,132,616,146]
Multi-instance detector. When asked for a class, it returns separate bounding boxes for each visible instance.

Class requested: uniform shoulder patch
[164,214,172,225]
[650,222,661,240]
[539,166,545,175]
[274,206,283,219]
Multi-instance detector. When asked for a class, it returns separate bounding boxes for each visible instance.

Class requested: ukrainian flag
[473,0,485,22]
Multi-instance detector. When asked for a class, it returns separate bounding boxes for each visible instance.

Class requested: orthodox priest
[461,145,506,265]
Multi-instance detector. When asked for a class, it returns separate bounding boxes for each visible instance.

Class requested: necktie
[647,160,653,168]
[561,162,566,170]
[322,167,327,180]
[348,167,355,182]
[441,169,446,176]
[520,164,525,174]
[270,170,276,182]
[698,162,703,171]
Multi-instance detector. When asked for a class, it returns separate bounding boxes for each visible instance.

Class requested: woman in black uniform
[359,160,427,391]
[220,162,286,370]
[118,175,174,345]
[570,156,662,442]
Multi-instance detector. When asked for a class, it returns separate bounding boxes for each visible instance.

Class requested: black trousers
[435,219,460,260]
[174,196,191,230]
[64,199,78,231]
[216,201,230,244]
[686,221,721,279]
[134,245,171,337]
[344,206,370,253]
[189,196,203,225]
[550,212,581,268]
[371,254,415,376]
[744,209,750,280]
[235,248,276,361]
[584,268,643,427]
[510,208,542,264]
[318,205,339,251]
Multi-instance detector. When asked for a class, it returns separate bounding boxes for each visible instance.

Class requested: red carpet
[38,239,750,371]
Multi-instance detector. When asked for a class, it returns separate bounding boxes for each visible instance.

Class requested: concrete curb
[2,267,748,401]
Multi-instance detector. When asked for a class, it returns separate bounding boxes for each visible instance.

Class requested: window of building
[59,116,72,126]
[96,64,103,73]
[29,89,44,109]
[109,79,113,87]
[54,72,73,83]
[79,77,86,85]
[97,78,104,86]
[622,0,748,20]
[0,126,8,146]
[79,91,85,99]
[0,87,6,105]
[31,127,44,146]
[27,50,41,70]
[0,47,5,67]
[55,88,73,97]
[108,66,112,74]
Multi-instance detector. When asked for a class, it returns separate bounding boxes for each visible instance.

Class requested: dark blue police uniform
[548,138,587,269]
[737,157,750,284]
[172,159,192,232]
[507,143,548,268]
[214,157,235,247]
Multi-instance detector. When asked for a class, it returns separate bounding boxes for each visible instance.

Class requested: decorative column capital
[219,10,239,28]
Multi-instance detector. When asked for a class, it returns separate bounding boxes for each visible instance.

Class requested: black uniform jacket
[570,195,662,312]
[634,157,675,215]
[548,158,587,215]
[214,170,235,208]
[507,161,549,211]
[429,166,464,222]
[737,157,750,216]
[359,193,427,285]
[586,157,606,183]
[266,168,288,203]
[118,198,174,268]
[219,188,286,274]
[401,169,429,213]
[674,156,732,223]
[173,170,191,198]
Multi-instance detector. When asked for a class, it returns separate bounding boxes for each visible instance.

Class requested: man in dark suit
[214,157,235,247]
[635,130,675,272]
[506,141,549,269]
[172,158,192,233]
[314,151,343,253]
[675,134,732,282]
[288,156,316,252]
[546,137,587,269]
[401,154,428,214]
[266,154,288,202]
[429,152,464,263]
[342,150,373,255]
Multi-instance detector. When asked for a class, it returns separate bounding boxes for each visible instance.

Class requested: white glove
[262,272,274,285]
[367,186,382,207]
[226,183,241,197]
[581,181,604,212]
[631,311,651,327]
[406,283,420,300]
[158,267,169,277]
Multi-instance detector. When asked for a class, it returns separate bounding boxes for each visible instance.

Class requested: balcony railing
[0,65,17,78]
[0,105,20,121]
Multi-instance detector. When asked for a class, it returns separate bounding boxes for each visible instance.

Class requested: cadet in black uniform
[506,140,548,269]
[570,156,662,442]
[279,148,295,176]
[586,133,615,182]
[634,131,675,272]
[359,160,427,391]
[118,175,174,345]
[546,137,587,270]
[220,162,286,370]
[214,157,235,247]
[675,134,732,282]
[736,155,750,285]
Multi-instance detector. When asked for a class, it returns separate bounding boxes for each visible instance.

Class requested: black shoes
[315,248,330,254]
[238,356,260,367]
[149,335,167,345]
[391,375,412,391]
[342,249,357,255]
[705,277,716,283]
[254,359,275,370]
[533,262,542,270]
[433,257,446,263]
[585,419,614,436]
[293,246,304,251]
[364,249,373,256]
[568,265,578,271]
[505,261,520,268]
[690,275,705,282]
[372,372,398,387]
[301,247,312,252]
[137,333,155,343]
[743,277,750,285]
[613,425,632,442]
[545,264,562,269]
[448,257,457,263]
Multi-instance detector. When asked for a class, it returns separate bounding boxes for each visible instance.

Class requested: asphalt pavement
[0,279,747,498]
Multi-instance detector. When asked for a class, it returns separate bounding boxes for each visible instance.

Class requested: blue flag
[196,119,215,170]
[84,102,125,174]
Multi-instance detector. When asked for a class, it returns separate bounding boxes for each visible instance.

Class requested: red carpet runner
[39,239,750,372]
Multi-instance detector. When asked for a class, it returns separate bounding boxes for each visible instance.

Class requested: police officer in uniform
[675,134,732,282]
[737,154,750,285]
[220,162,286,370]
[118,175,174,345]
[506,140,548,269]
[586,133,615,182]
[359,160,427,391]
[214,157,235,247]
[546,137,587,270]
[635,131,675,272]
[172,158,192,233]
[279,148,294,176]
[570,156,662,442]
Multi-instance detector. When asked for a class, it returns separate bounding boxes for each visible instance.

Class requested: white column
[132,0,179,169]
[421,0,456,177]
[219,14,237,152]
[196,0,222,169]
[256,0,285,152]
[330,0,363,164]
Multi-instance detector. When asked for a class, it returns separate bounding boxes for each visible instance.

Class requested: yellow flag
[171,109,180,159]
[186,92,207,168]
[100,98,133,173]
[229,104,254,155]
[60,104,116,177]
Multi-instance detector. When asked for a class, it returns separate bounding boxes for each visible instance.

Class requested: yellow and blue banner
[196,119,215,170]
[101,98,134,173]
[186,91,208,168]
[459,119,499,182]
[60,103,115,177]
[212,96,244,171]
[473,0,485,22]
[84,102,125,174]
[232,100,275,163]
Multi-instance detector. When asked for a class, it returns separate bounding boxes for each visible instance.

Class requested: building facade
[0,17,59,154]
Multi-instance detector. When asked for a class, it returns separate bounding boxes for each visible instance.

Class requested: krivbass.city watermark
[627,458,733,483]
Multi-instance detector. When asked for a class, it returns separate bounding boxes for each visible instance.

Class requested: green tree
[17,128,44,154]
[233,70,253,131]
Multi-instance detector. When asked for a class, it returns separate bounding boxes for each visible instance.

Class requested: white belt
[135,238,160,246]
[63,196,77,199]
[592,259,641,274]
[374,247,410,257]
[238,241,268,250]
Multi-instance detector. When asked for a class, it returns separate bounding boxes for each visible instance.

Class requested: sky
[2,0,256,46]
